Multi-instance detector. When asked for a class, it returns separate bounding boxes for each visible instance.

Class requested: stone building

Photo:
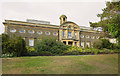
[3,15,104,48]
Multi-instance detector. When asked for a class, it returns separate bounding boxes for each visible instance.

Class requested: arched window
[19,30,25,33]
[63,17,65,21]
[28,30,34,34]
[68,26,71,30]
[37,31,42,35]
[10,29,16,33]
[45,32,50,35]
[53,32,57,36]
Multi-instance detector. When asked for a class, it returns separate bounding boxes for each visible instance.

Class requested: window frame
[10,29,16,33]
[68,32,72,38]
[29,39,34,46]
[45,31,50,35]
[37,31,42,35]
[28,30,35,34]
[53,32,57,36]
[19,29,25,33]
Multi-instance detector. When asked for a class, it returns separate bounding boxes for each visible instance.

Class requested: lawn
[2,54,118,74]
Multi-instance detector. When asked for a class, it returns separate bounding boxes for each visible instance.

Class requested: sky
[0,0,111,34]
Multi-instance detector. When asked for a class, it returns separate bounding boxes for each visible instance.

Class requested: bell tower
[59,15,67,24]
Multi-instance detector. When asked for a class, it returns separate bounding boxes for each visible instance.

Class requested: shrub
[63,46,82,55]
[2,34,27,57]
[38,51,53,56]
[35,38,68,55]
[93,40,103,49]
[101,39,111,49]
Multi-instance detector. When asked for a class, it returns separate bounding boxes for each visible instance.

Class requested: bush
[93,40,103,49]
[63,46,83,55]
[2,34,27,57]
[35,38,68,55]
[38,51,53,56]
[101,39,111,49]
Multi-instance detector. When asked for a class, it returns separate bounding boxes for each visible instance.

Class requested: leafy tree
[90,1,120,46]
[2,34,27,56]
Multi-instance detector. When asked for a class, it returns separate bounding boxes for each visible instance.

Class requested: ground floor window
[29,39,34,46]
[81,42,84,48]
[86,42,90,47]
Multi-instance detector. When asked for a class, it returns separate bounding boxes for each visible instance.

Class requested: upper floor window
[10,29,16,33]
[91,36,95,39]
[86,35,89,38]
[20,30,25,33]
[80,35,84,38]
[74,32,77,38]
[68,26,71,30]
[63,31,65,37]
[96,36,100,39]
[53,32,57,36]
[28,30,34,34]
[46,32,50,35]
[68,32,72,38]
[37,31,42,35]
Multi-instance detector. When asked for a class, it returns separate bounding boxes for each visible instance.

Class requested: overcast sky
[0,0,111,34]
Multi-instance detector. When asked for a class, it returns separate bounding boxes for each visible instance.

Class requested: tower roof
[59,15,67,19]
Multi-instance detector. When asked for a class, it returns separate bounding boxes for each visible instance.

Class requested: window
[68,32,72,38]
[10,29,16,32]
[68,26,71,30]
[29,39,34,46]
[86,35,89,38]
[63,31,65,37]
[80,35,84,38]
[20,30,25,33]
[86,42,90,47]
[63,18,65,21]
[81,42,84,48]
[28,30,34,34]
[46,32,50,35]
[37,31,42,34]
[53,32,57,36]
[91,36,95,39]
[96,36,99,39]
[74,32,77,38]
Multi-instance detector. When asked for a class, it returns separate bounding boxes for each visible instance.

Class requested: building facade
[3,15,104,48]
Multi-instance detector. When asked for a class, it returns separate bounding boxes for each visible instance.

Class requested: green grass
[2,54,118,74]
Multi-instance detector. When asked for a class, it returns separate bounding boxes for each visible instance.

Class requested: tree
[2,34,27,56]
[90,1,120,46]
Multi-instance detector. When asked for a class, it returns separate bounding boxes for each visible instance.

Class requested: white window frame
[29,39,34,46]
[10,29,16,33]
